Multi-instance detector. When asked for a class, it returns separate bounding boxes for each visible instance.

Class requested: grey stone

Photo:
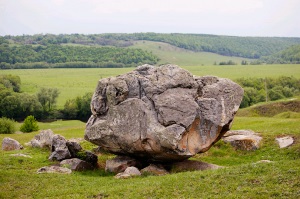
[48,134,71,161]
[37,166,72,174]
[105,156,139,173]
[10,153,32,158]
[222,130,262,151]
[77,150,98,166]
[66,141,82,157]
[275,136,294,148]
[2,137,23,151]
[60,158,94,171]
[85,64,244,161]
[115,166,141,179]
[29,129,54,148]
[141,164,169,176]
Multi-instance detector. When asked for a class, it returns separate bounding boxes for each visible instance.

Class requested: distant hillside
[261,45,300,64]
[237,98,300,117]
[129,40,253,66]
[3,33,300,59]
[0,43,159,69]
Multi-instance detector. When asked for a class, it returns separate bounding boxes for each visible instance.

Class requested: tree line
[260,45,300,64]
[0,43,159,69]
[236,76,300,108]
[0,74,91,121]
[1,74,299,122]
[2,33,300,60]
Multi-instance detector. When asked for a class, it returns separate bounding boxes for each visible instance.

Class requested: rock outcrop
[85,64,243,162]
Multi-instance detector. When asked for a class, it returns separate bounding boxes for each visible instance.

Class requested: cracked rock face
[85,64,244,162]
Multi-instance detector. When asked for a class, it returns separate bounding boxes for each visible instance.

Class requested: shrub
[20,115,39,133]
[0,117,15,134]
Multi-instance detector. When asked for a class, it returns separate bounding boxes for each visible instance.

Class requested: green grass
[130,40,254,66]
[0,117,299,198]
[1,64,299,108]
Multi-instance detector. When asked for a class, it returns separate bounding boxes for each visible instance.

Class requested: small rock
[60,158,94,171]
[10,153,32,158]
[222,130,262,151]
[105,156,140,173]
[37,166,72,174]
[171,160,222,172]
[115,166,141,179]
[2,137,23,151]
[256,160,273,164]
[141,164,169,176]
[29,129,54,148]
[66,141,82,157]
[275,136,294,148]
[48,134,71,161]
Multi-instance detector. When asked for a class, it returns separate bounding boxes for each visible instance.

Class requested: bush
[20,115,39,133]
[0,117,15,134]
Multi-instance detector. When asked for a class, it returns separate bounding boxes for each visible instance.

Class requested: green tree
[37,87,60,112]
[20,115,39,133]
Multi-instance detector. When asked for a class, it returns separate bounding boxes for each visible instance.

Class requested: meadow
[1,64,299,108]
[1,64,300,198]
[0,115,299,198]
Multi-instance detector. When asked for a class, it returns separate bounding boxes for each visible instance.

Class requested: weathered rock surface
[37,166,72,174]
[60,158,94,171]
[105,156,140,173]
[222,130,262,151]
[115,166,141,179]
[2,137,23,151]
[48,134,71,161]
[141,164,169,176]
[85,64,244,161]
[29,129,54,148]
[171,160,222,172]
[275,136,294,148]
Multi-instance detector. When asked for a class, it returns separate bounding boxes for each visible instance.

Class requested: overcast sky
[0,0,299,37]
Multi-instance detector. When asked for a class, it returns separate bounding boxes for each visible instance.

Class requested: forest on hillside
[1,33,300,69]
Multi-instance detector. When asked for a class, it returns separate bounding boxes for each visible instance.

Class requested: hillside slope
[129,40,253,66]
[261,44,300,64]
[3,33,300,59]
[237,98,300,117]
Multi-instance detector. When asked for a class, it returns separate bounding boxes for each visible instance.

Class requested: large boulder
[85,64,243,162]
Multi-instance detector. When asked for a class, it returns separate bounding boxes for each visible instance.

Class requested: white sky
[0,0,299,37]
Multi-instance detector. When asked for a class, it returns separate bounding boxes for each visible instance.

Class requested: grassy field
[130,40,254,66]
[1,64,299,108]
[0,115,299,198]
[1,65,300,198]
